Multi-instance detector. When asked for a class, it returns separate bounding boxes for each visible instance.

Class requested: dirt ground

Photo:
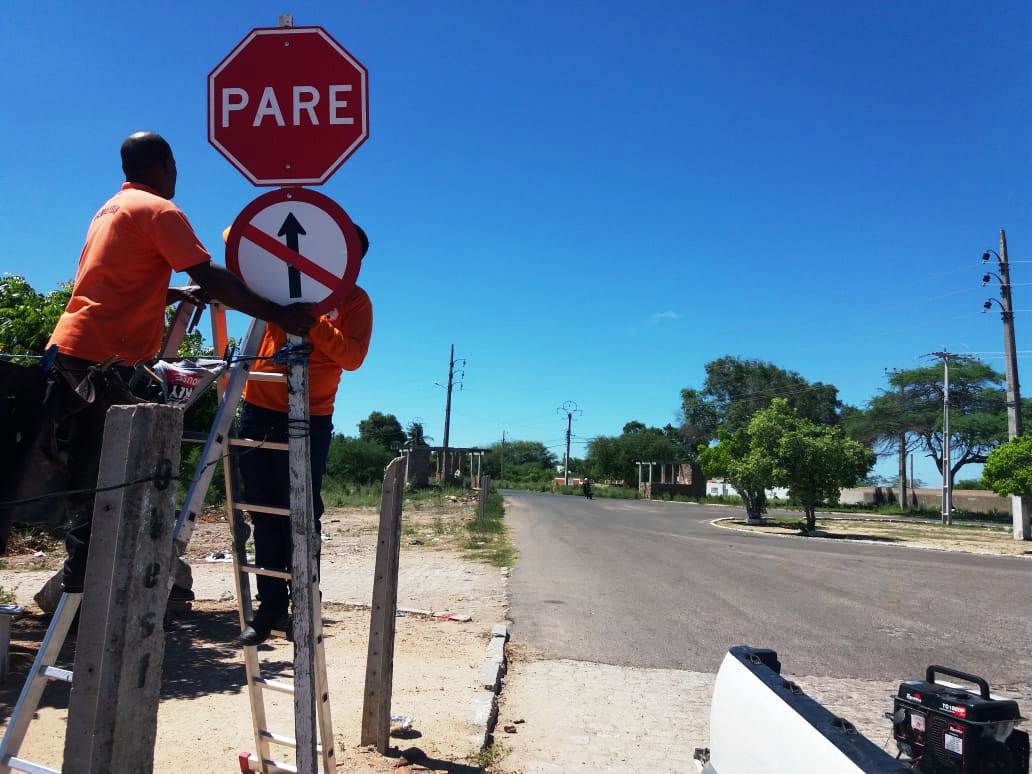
[494,648,1032,774]
[718,516,1032,558]
[0,497,507,773]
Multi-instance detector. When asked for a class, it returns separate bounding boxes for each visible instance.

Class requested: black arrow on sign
[278,212,307,298]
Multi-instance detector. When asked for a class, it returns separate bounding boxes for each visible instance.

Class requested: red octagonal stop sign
[208,26,369,186]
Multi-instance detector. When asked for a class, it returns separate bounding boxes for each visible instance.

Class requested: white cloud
[649,310,681,322]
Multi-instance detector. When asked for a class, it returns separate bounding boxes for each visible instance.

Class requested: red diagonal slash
[240,223,342,291]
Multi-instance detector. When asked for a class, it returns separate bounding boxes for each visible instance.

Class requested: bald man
[45,132,314,594]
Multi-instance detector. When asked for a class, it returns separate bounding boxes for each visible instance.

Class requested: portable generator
[893,665,1028,773]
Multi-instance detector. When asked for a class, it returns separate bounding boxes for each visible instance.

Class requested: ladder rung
[239,563,292,580]
[41,666,72,683]
[261,730,296,747]
[235,502,290,517]
[180,433,289,452]
[258,730,324,751]
[241,753,296,774]
[6,756,61,774]
[254,677,294,694]
[246,372,287,383]
[258,730,326,753]
[230,437,289,451]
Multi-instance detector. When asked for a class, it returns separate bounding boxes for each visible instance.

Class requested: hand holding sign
[226,188,362,316]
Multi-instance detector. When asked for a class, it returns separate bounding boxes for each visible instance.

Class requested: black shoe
[239,607,289,647]
[239,623,272,647]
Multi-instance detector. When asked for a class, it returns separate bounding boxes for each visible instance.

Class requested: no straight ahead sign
[226,188,363,314]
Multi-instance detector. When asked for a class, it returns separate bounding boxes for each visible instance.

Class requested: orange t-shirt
[242,286,373,416]
[48,183,210,364]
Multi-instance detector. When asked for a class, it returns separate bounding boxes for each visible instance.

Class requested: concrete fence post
[63,404,183,774]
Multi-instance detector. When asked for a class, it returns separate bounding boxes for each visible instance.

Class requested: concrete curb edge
[470,622,509,751]
[709,516,1031,560]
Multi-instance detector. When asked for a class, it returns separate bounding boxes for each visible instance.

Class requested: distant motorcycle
[581,479,594,499]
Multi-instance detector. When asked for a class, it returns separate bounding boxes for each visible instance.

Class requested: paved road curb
[710,516,1031,560]
[470,622,509,750]
[649,497,1005,527]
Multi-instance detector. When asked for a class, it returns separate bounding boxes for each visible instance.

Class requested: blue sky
[3,2,1030,483]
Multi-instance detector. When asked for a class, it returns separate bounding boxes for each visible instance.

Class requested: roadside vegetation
[464,488,516,567]
[5,277,1024,543]
[395,484,515,568]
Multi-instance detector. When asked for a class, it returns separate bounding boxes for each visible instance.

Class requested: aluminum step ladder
[0,302,334,774]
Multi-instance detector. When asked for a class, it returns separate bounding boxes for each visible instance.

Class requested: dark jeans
[237,402,332,622]
[51,357,140,590]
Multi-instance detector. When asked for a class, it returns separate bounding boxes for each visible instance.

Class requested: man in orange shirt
[237,228,373,645]
[46,132,314,594]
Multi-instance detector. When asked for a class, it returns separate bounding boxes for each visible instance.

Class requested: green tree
[854,360,1008,491]
[586,423,681,485]
[983,436,1032,499]
[483,440,556,480]
[679,356,842,446]
[698,427,774,521]
[405,421,431,448]
[0,275,71,358]
[751,399,872,531]
[358,411,406,450]
[842,380,922,507]
[325,435,394,484]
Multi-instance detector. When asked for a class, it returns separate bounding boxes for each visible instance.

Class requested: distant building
[706,479,789,500]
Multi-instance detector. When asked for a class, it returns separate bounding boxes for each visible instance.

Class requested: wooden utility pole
[563,414,572,485]
[898,382,908,512]
[500,430,506,484]
[995,231,1031,539]
[439,346,465,482]
[556,401,581,486]
[63,404,182,774]
[362,457,405,752]
[286,334,319,774]
[441,345,455,481]
[999,231,1023,440]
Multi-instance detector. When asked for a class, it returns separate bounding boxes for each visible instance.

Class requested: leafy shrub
[325,435,395,485]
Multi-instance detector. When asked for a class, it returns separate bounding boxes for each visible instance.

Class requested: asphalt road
[504,490,1032,686]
